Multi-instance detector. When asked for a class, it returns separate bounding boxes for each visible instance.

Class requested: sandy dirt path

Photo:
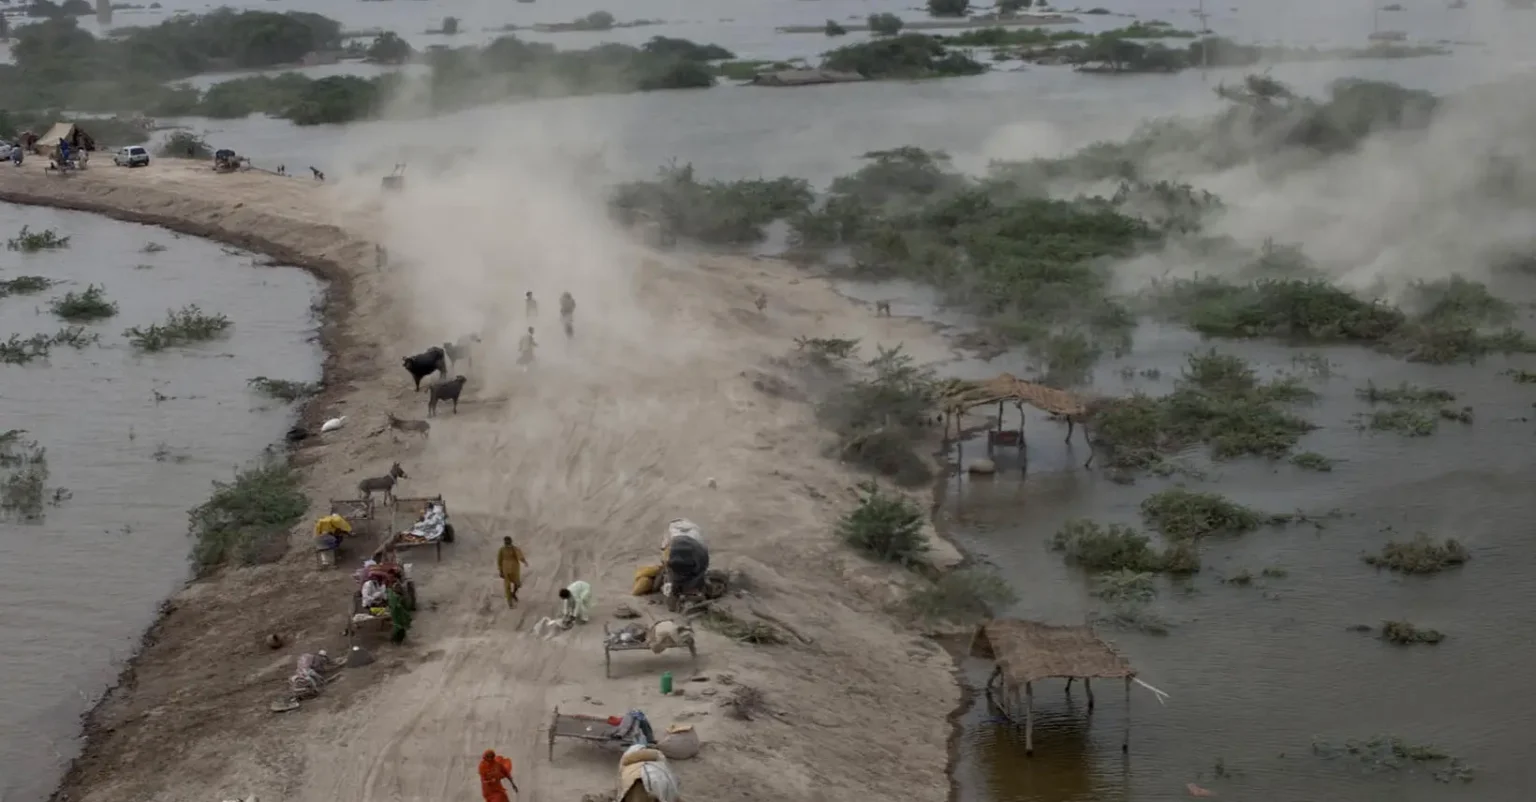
[1,158,964,802]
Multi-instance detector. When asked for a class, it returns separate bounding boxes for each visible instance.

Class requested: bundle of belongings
[618,743,681,802]
[289,651,333,700]
[396,501,447,545]
[313,513,352,551]
[605,620,695,654]
[661,519,709,600]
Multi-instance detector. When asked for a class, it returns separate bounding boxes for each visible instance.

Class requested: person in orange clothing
[479,749,518,802]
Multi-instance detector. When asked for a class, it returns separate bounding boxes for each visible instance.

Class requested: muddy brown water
[0,204,322,802]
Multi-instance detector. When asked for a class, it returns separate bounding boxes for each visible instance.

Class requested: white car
[113,146,150,168]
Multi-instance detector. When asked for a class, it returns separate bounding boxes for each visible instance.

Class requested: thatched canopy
[976,619,1135,685]
[940,373,1088,417]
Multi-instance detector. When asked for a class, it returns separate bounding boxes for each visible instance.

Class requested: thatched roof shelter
[940,373,1088,418]
[975,619,1134,685]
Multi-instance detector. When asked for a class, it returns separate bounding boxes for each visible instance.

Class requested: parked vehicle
[113,146,150,167]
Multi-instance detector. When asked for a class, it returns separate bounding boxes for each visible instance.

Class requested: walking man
[517,326,537,371]
[478,749,518,802]
[525,291,538,319]
[559,291,576,339]
[497,536,528,608]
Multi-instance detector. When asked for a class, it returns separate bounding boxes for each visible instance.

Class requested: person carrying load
[313,513,352,567]
[478,749,518,802]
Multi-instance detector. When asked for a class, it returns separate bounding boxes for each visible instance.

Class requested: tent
[35,122,97,156]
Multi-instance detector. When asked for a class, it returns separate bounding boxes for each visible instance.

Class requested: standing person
[524,291,538,319]
[517,327,537,371]
[497,536,528,608]
[558,579,593,624]
[478,749,518,802]
[559,291,576,339]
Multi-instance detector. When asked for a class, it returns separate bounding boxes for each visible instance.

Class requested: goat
[442,334,481,370]
[427,375,468,417]
[754,292,768,313]
[402,346,447,391]
[875,300,892,317]
[387,412,430,437]
[358,462,407,504]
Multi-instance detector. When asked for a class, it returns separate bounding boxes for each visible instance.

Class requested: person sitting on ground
[559,579,593,625]
[477,749,518,802]
[497,536,528,608]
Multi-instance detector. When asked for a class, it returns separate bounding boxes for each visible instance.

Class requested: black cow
[427,375,468,417]
[402,347,448,391]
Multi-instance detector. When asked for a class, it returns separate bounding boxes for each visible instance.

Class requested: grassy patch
[1290,451,1335,471]
[188,459,308,573]
[1150,275,1535,363]
[248,376,320,402]
[836,481,929,567]
[1355,381,1455,405]
[1363,534,1469,574]
[1311,734,1473,782]
[1364,407,1437,437]
[0,430,50,521]
[49,284,119,322]
[0,276,55,297]
[1354,381,1466,436]
[1500,368,1536,384]
[125,305,232,351]
[1139,488,1264,541]
[1378,620,1445,645]
[141,241,168,253]
[1090,604,1172,635]
[901,567,1017,624]
[1091,351,1317,468]
[1050,519,1199,574]
[1090,569,1157,603]
[6,226,71,253]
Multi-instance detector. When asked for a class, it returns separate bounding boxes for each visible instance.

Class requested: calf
[442,334,481,370]
[387,412,430,437]
[427,375,468,417]
[358,462,407,505]
[402,346,447,391]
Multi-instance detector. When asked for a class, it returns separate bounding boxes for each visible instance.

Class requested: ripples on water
[0,206,322,802]
[6,0,1536,798]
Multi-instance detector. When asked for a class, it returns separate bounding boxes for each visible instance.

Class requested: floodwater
[0,206,322,802]
[5,0,1536,798]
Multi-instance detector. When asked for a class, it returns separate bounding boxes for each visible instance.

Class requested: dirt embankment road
[3,159,962,802]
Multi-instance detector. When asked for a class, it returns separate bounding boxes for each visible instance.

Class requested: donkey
[358,462,407,505]
[387,413,430,438]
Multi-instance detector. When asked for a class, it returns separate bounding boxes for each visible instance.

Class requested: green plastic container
[660,671,673,695]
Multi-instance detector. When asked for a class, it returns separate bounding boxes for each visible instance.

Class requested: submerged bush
[124,304,232,351]
[6,226,70,252]
[1379,620,1445,645]
[1139,488,1264,541]
[836,481,929,567]
[1049,519,1198,574]
[188,460,308,572]
[0,430,49,521]
[49,284,119,322]
[1363,534,1469,574]
[248,376,320,401]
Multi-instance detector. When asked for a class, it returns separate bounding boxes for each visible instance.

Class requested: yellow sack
[635,564,663,581]
[619,747,663,767]
[631,576,655,596]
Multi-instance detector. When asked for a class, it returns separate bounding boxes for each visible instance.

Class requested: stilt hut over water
[974,619,1155,756]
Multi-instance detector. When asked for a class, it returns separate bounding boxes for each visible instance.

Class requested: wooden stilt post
[1064,676,1074,695]
[1122,676,1131,753]
[1016,401,1025,445]
[1085,677,1095,711]
[1024,681,1035,755]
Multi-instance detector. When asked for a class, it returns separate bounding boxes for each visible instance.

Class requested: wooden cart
[603,622,698,678]
[545,706,646,761]
[376,495,456,562]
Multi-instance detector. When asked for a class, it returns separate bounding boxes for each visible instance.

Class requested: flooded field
[0,205,322,802]
[7,0,1536,797]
